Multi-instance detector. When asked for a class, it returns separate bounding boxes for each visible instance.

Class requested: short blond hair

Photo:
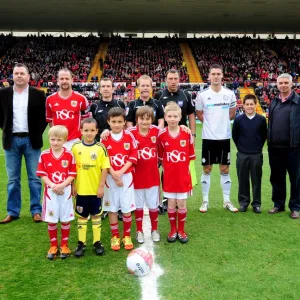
[48,125,68,141]
[164,101,181,115]
[137,75,153,86]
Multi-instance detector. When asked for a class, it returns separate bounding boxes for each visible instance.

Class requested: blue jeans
[4,136,42,217]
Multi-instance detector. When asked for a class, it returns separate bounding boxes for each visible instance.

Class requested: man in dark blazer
[0,63,47,224]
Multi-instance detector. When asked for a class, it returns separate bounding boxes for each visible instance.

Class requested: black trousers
[268,146,300,211]
[236,152,263,207]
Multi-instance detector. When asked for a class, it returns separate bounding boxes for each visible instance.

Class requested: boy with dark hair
[101,107,138,251]
[232,94,267,213]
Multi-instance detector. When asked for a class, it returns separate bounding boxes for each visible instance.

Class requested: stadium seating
[103,36,188,83]
[0,34,99,87]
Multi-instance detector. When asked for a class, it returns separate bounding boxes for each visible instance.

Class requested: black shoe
[253,206,262,214]
[239,206,248,212]
[74,242,85,257]
[167,231,177,243]
[178,231,189,244]
[118,210,123,221]
[94,241,105,256]
[158,205,166,215]
[101,211,109,220]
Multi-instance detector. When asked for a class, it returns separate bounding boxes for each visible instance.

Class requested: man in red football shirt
[158,102,195,244]
[46,68,90,150]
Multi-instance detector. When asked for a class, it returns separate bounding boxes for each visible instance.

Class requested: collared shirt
[90,98,125,136]
[13,86,29,133]
[155,88,195,126]
[126,97,164,126]
[279,92,292,102]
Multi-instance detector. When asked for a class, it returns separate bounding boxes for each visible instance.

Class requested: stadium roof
[1,0,299,33]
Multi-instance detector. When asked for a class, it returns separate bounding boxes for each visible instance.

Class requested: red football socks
[135,209,144,232]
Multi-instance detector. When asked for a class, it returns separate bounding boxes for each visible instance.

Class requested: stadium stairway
[88,42,108,82]
[239,86,263,114]
[180,43,203,83]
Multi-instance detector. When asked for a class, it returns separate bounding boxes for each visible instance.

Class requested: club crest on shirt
[71,100,77,107]
[90,152,97,160]
[104,200,110,207]
[76,206,83,213]
[61,160,69,168]
[124,143,130,150]
[180,140,186,147]
[151,136,156,143]
[49,210,54,217]
[178,100,183,107]
[223,95,229,101]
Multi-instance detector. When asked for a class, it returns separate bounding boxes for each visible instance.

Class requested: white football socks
[220,173,231,202]
[201,171,211,202]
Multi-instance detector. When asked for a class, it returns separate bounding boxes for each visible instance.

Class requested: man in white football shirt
[196,64,238,213]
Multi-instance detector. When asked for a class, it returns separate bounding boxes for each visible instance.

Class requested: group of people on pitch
[38,100,195,260]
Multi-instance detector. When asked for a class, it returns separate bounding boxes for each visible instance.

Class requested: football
[126,249,153,277]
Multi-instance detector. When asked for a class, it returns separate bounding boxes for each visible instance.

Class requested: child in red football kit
[128,106,161,244]
[101,107,138,251]
[36,125,76,260]
[157,102,195,244]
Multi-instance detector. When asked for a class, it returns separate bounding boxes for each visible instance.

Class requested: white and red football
[126,248,153,277]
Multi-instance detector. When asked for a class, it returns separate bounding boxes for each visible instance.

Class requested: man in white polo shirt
[196,64,238,213]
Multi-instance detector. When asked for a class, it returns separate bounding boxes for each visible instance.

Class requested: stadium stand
[102,36,189,83]
[0,34,99,87]
[190,36,283,83]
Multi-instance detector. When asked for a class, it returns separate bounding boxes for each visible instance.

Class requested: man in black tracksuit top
[154,69,196,135]
[267,73,300,219]
[89,78,125,141]
[126,75,164,128]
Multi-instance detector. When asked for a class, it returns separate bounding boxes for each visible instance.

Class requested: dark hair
[81,117,98,129]
[107,107,126,121]
[243,94,257,104]
[135,106,154,122]
[209,64,223,73]
[166,69,180,78]
[13,63,29,74]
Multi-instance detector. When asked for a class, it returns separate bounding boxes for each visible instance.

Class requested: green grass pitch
[1,124,300,300]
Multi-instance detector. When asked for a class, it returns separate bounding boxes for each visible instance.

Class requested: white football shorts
[103,172,136,213]
[135,186,160,209]
[42,185,75,223]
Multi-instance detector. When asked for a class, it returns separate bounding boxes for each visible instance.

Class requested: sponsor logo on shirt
[54,103,59,107]
[107,145,112,149]
[48,163,52,166]
[206,102,229,109]
[166,151,186,162]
